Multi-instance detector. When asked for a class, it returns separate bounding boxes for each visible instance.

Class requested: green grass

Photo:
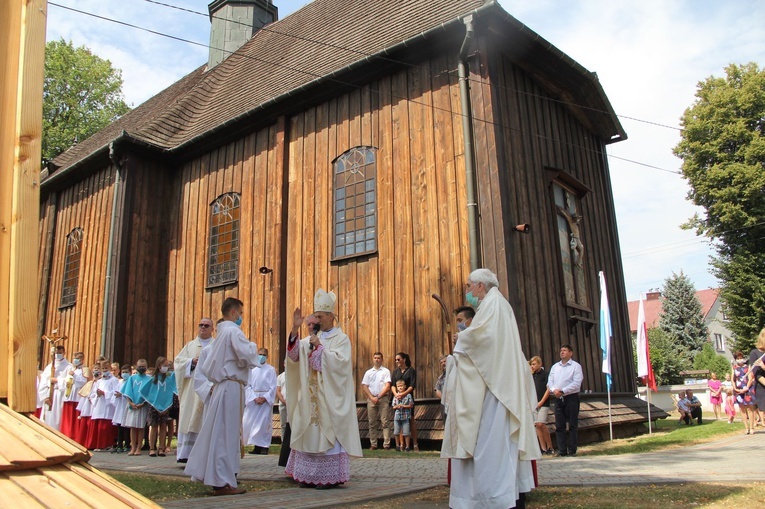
[106,471,291,502]
[577,417,745,456]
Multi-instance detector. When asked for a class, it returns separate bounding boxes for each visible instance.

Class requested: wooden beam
[0,0,47,410]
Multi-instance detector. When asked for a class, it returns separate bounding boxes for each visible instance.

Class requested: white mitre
[314,288,337,313]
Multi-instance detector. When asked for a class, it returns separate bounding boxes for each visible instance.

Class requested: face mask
[102,372,111,379]
[465,291,479,308]
[73,358,82,366]
[137,367,147,374]
[457,322,468,332]
[235,315,243,327]
[55,353,64,361]
[122,372,131,379]
[93,371,102,378]
[160,366,169,374]
[258,355,267,364]
[737,359,746,365]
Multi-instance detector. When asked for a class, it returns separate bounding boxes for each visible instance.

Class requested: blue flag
[598,271,612,390]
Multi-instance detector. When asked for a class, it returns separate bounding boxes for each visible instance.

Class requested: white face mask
[160,366,169,374]
[55,353,64,361]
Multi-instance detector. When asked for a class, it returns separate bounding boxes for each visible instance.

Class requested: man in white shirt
[547,344,583,457]
[361,352,392,450]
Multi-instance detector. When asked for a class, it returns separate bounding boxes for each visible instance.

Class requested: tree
[643,328,690,386]
[673,62,765,353]
[658,271,708,360]
[43,39,131,162]
[692,343,732,379]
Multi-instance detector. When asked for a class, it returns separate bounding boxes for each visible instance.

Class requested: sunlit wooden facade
[38,0,634,400]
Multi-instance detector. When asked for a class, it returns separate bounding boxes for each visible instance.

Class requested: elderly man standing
[362,352,392,450]
[442,268,539,509]
[285,290,362,489]
[185,298,261,496]
[174,318,214,463]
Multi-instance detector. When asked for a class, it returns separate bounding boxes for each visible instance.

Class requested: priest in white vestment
[442,268,540,509]
[185,298,261,497]
[38,345,72,430]
[242,347,277,454]
[285,290,362,488]
[174,317,214,463]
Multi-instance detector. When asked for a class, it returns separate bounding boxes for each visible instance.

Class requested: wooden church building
[38,0,636,402]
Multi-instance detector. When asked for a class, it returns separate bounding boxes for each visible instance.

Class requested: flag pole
[647,383,652,434]
[607,381,613,440]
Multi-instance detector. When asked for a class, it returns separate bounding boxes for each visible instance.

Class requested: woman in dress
[707,372,723,420]
[732,351,756,434]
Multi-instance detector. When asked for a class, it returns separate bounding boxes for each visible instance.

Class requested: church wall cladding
[284,55,474,401]
[38,165,116,367]
[163,122,287,372]
[119,157,173,366]
[159,56,472,400]
[470,41,635,394]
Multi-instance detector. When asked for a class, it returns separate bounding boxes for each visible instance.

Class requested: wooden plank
[0,473,47,508]
[314,102,330,293]
[69,462,162,508]
[165,166,182,350]
[239,132,255,336]
[391,69,415,381]
[42,465,133,508]
[250,128,268,346]
[302,107,317,312]
[325,99,339,307]
[430,55,458,359]
[197,150,212,323]
[286,114,304,339]
[265,118,285,353]
[1,0,45,408]
[91,169,112,358]
[376,76,396,361]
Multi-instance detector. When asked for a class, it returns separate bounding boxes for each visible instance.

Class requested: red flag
[636,297,657,391]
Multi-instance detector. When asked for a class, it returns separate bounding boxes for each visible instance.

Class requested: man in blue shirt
[547,344,583,457]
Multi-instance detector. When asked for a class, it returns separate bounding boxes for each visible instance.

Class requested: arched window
[207,192,240,287]
[332,147,377,260]
[60,227,83,308]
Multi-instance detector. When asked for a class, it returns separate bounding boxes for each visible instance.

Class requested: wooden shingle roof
[51,0,486,171]
[0,404,161,508]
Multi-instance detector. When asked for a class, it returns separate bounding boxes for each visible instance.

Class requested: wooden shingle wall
[285,56,472,400]
[39,167,115,367]
[474,46,635,393]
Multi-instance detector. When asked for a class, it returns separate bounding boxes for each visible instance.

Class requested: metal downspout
[458,15,481,272]
[102,142,123,357]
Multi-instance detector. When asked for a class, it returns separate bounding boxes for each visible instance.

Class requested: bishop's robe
[285,327,362,486]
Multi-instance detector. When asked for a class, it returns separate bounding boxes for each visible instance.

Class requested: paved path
[90,430,765,508]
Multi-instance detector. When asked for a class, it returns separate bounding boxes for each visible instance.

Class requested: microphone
[309,324,320,350]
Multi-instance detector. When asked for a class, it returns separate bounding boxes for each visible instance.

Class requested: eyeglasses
[198,324,211,328]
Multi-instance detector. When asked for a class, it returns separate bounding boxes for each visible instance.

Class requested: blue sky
[45,0,765,300]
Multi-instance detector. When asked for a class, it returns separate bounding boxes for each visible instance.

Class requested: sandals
[149,450,157,457]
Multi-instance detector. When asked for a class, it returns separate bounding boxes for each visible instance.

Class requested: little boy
[392,380,414,452]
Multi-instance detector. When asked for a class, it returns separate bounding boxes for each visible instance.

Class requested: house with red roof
[628,288,733,359]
